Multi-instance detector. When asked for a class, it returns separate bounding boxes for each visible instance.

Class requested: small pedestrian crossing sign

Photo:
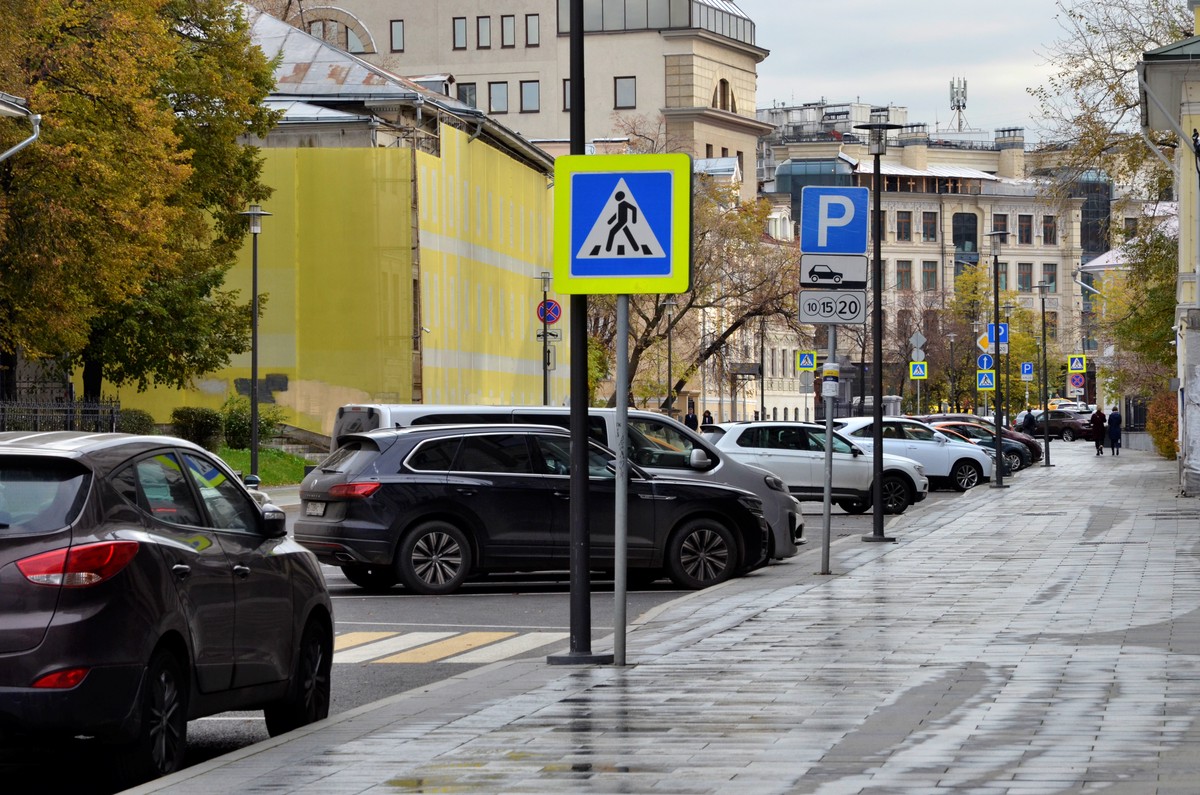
[553,153,692,295]
[977,370,996,390]
[910,362,927,379]
[796,351,817,371]
[1068,355,1086,373]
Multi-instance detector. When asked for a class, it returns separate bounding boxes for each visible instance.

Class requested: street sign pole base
[547,652,615,666]
[861,534,896,543]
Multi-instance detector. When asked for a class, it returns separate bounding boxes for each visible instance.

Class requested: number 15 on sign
[799,290,866,325]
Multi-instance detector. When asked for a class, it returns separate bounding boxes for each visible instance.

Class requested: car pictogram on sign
[807,263,843,284]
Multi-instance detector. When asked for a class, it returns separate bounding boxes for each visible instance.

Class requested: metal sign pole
[820,329,837,576]
[613,296,630,665]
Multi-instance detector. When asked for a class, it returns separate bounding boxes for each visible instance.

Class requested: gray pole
[1038,281,1054,467]
[613,296,629,665]
[987,232,1007,488]
[821,328,837,575]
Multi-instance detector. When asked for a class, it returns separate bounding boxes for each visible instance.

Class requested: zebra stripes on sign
[333,631,570,664]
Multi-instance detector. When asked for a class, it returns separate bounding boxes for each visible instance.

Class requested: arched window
[711,79,737,113]
[295,10,376,54]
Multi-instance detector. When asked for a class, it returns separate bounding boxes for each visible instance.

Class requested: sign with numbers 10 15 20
[799,289,867,325]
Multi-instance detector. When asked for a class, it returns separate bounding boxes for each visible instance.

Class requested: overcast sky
[737,0,1066,140]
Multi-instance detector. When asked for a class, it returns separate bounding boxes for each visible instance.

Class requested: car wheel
[340,564,398,590]
[113,648,189,786]
[1062,428,1076,442]
[1003,450,1023,473]
[880,476,911,514]
[265,618,332,737]
[833,274,842,283]
[665,519,737,589]
[950,460,982,491]
[837,498,870,515]
[398,521,472,595]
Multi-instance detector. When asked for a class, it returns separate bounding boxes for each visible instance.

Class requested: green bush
[221,396,286,450]
[117,408,157,435]
[171,407,224,451]
[1146,390,1178,460]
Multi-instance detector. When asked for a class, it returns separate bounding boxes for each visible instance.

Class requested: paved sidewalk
[131,441,1200,794]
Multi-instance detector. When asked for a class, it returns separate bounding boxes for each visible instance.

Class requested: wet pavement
[128,441,1200,794]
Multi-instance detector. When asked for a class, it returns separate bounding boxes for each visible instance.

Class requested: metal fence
[0,401,120,433]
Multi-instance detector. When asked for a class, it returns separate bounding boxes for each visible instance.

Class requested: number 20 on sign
[799,289,867,325]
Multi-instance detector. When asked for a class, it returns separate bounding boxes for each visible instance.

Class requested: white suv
[832,416,993,491]
[701,422,929,515]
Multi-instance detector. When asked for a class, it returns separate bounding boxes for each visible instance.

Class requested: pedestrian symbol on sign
[576,179,665,259]
[1068,355,1087,373]
[910,362,927,380]
[977,370,996,390]
[796,351,816,371]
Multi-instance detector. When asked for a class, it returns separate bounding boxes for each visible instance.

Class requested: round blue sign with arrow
[977,353,995,370]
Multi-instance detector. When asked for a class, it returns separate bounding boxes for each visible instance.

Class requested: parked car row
[1012,409,1095,441]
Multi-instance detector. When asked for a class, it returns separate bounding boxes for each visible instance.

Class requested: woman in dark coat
[1107,406,1122,456]
[1090,407,1107,455]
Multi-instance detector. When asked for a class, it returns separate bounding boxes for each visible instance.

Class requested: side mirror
[262,504,287,538]
[689,448,712,469]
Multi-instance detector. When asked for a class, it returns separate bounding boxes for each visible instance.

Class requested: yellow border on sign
[796,350,817,371]
[553,153,692,295]
[977,370,996,391]
[909,362,927,380]
[1068,354,1087,373]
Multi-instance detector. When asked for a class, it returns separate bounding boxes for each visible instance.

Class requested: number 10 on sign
[799,289,866,324]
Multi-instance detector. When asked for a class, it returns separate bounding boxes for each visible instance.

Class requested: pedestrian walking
[684,409,699,431]
[1021,408,1037,436]
[702,409,714,426]
[1090,406,1107,455]
[1107,405,1122,456]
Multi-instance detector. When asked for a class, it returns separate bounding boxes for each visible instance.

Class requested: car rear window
[318,439,383,475]
[0,457,90,535]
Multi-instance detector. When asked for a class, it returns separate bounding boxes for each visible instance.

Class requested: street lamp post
[1035,280,1053,467]
[946,332,957,412]
[985,230,1008,488]
[239,204,271,477]
[661,297,677,413]
[854,109,901,543]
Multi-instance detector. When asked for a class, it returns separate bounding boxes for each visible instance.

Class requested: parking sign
[799,187,869,255]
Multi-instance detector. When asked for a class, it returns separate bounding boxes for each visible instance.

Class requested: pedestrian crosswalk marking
[443,632,569,663]
[334,631,455,664]
[576,178,665,259]
[375,632,516,664]
[332,631,571,664]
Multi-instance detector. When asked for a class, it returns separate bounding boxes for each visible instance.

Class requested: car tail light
[32,667,90,689]
[16,541,140,587]
[329,482,381,499]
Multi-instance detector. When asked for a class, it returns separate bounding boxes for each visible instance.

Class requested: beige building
[276,0,773,202]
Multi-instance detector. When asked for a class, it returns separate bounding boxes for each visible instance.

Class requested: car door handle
[454,487,477,497]
[171,563,191,580]
[232,564,251,579]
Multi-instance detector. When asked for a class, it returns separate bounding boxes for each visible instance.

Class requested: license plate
[305,501,326,517]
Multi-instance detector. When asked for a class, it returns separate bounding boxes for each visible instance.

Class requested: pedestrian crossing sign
[796,351,817,371]
[910,362,927,379]
[1068,354,1086,373]
[553,153,692,294]
[977,370,996,390]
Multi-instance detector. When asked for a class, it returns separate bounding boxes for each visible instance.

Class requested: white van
[331,404,803,560]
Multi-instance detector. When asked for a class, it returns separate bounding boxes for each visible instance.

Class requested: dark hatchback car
[0,433,333,786]
[294,424,770,593]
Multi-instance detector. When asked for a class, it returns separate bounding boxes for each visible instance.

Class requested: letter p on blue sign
[800,186,869,255]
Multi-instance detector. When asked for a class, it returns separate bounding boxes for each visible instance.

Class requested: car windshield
[0,457,90,535]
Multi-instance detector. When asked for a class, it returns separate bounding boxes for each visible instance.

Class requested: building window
[453,17,467,49]
[477,17,491,48]
[562,79,570,111]
[705,143,713,158]
[922,212,938,242]
[501,15,516,47]
[488,81,508,114]
[1042,215,1057,245]
[896,211,912,242]
[1124,217,1138,238]
[457,82,477,108]
[997,262,1008,291]
[526,14,540,46]
[520,80,540,112]
[1043,263,1057,292]
[992,213,1008,237]
[390,19,404,52]
[614,76,636,109]
[922,260,937,291]
[896,260,912,290]
[1018,214,1033,244]
[1046,311,1058,341]
[1018,262,1033,292]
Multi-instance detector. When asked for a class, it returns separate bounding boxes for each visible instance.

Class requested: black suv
[0,432,333,786]
[294,424,770,593]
